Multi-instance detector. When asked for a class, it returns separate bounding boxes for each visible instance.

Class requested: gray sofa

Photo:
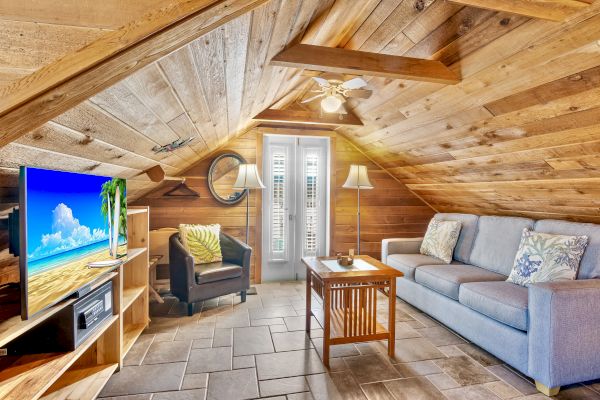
[382,213,600,396]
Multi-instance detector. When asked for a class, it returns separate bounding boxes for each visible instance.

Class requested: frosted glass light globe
[321,95,342,113]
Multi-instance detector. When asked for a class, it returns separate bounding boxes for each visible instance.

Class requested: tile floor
[99,281,600,400]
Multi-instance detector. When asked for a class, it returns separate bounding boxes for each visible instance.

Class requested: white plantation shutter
[303,151,319,256]
[270,148,287,260]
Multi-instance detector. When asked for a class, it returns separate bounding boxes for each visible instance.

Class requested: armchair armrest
[528,279,600,388]
[220,232,252,282]
[169,233,195,302]
[381,237,423,264]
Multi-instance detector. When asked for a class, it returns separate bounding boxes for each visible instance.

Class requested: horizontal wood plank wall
[133,130,260,281]
[333,135,433,260]
[133,128,434,282]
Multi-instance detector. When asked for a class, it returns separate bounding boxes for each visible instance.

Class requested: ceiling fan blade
[301,93,325,103]
[312,76,331,87]
[341,77,367,89]
[345,89,373,99]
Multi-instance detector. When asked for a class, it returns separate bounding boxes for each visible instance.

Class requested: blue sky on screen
[26,168,111,261]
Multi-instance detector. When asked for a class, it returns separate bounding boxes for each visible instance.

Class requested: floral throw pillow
[420,219,462,264]
[506,229,588,287]
[179,224,223,264]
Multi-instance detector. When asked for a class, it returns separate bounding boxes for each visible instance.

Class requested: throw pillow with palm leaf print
[507,229,588,287]
[179,224,223,264]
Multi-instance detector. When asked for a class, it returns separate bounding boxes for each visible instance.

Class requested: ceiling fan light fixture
[321,95,343,113]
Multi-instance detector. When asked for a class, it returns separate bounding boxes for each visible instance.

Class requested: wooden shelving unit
[0,207,151,400]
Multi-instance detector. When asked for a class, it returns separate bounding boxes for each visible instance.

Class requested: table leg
[323,282,331,368]
[306,269,312,335]
[388,277,396,358]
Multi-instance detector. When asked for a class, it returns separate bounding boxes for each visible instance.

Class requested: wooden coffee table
[302,255,404,367]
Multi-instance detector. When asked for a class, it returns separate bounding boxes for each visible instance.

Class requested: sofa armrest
[169,233,195,302]
[381,238,423,264]
[528,279,600,387]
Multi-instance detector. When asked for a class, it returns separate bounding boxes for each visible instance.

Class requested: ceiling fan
[301,74,372,114]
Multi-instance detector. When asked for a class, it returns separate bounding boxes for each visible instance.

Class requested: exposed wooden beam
[0,0,269,148]
[253,108,364,127]
[449,0,590,21]
[270,44,461,85]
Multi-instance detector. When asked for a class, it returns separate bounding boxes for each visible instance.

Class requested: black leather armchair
[169,232,251,316]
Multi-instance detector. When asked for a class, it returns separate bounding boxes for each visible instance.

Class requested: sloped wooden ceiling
[0,0,188,90]
[329,0,600,223]
[0,0,599,223]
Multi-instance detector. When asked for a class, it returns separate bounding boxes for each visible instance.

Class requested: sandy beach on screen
[27,244,127,316]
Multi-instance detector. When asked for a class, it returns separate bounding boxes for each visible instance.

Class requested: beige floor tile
[384,377,446,400]
[443,384,502,400]
[206,368,259,400]
[187,347,232,373]
[344,354,402,384]
[233,326,274,356]
[435,356,498,386]
[259,376,309,397]
[392,338,446,362]
[256,349,326,380]
[272,331,314,352]
[181,373,208,390]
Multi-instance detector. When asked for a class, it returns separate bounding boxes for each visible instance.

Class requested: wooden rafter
[0,0,270,148]
[449,0,590,21]
[270,44,461,85]
[253,108,363,127]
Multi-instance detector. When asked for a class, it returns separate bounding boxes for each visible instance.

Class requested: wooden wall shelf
[0,206,151,400]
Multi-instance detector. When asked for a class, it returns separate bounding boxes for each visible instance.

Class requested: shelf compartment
[122,323,146,357]
[0,272,118,348]
[40,363,119,400]
[0,315,118,400]
[126,208,147,216]
[125,247,147,264]
[122,286,146,311]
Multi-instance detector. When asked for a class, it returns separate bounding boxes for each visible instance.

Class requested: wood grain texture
[449,0,589,21]
[253,108,364,127]
[133,128,433,282]
[271,44,461,84]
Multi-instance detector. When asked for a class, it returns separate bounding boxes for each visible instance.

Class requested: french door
[262,135,329,281]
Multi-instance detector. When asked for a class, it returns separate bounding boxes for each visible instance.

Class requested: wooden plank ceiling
[1,0,600,223]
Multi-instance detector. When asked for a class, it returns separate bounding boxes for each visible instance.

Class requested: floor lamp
[233,163,265,245]
[343,165,373,255]
[233,164,265,294]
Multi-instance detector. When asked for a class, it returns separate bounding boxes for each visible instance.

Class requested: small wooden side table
[302,255,403,367]
[149,255,164,303]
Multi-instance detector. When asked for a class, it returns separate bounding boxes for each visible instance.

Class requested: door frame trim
[257,128,336,282]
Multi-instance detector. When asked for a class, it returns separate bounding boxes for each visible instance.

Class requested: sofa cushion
[387,254,461,280]
[469,216,535,275]
[434,213,479,263]
[535,219,600,279]
[195,261,242,285]
[415,264,506,300]
[459,281,529,331]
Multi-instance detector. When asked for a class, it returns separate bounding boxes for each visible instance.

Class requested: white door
[262,136,329,281]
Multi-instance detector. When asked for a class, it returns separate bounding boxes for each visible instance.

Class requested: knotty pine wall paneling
[134,128,434,282]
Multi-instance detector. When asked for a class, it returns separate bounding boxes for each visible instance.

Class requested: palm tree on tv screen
[100,178,127,241]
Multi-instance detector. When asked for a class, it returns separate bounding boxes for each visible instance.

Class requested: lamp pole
[246,189,250,244]
[357,187,361,255]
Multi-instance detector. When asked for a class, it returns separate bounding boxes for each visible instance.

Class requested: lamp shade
[342,165,373,189]
[233,164,266,190]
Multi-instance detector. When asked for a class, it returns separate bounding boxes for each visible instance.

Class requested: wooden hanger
[163,178,200,197]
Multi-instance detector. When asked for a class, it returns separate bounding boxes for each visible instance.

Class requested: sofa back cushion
[434,213,479,263]
[469,216,535,275]
[534,219,600,279]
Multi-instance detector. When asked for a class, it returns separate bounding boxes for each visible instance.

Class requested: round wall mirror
[208,153,247,205]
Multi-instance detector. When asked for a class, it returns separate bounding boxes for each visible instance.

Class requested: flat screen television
[20,167,127,319]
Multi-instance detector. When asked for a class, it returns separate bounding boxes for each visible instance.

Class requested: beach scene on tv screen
[25,168,127,316]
